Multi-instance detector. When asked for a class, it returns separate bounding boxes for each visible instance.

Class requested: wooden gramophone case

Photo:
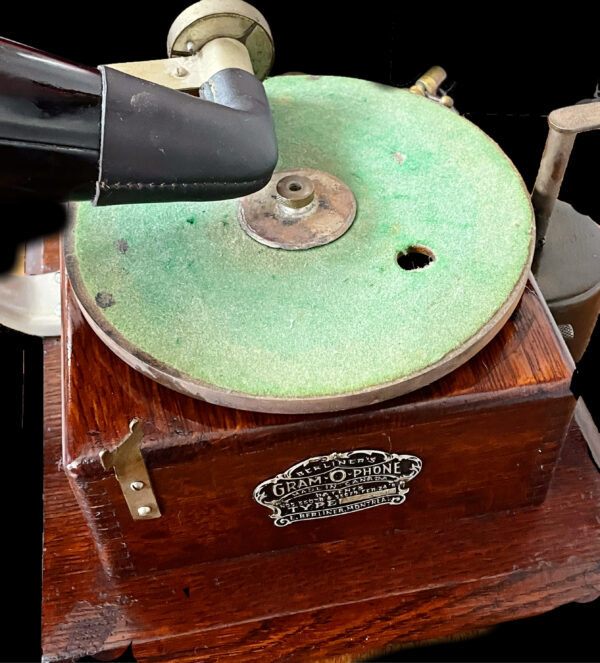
[62,267,575,579]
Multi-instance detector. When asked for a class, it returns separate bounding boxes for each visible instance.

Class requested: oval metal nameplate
[253,450,422,527]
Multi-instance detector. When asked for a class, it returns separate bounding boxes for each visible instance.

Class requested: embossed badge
[253,450,422,527]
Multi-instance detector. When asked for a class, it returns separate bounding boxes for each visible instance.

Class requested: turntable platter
[65,75,533,413]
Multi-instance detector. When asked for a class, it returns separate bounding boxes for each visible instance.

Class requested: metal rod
[531,101,600,268]
[531,127,576,251]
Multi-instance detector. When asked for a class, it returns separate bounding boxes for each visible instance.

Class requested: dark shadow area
[78,643,137,662]
[372,598,600,661]
[0,327,43,663]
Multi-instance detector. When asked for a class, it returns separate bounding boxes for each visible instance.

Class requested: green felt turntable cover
[67,75,533,412]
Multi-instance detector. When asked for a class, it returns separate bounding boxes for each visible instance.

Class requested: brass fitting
[409,66,454,110]
[410,66,447,97]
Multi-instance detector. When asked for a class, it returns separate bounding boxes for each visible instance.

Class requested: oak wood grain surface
[42,335,600,662]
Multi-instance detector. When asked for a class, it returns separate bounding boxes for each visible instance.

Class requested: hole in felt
[397,245,436,271]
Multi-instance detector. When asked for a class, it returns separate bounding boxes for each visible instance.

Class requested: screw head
[137,506,152,517]
[130,481,144,491]
[558,323,575,340]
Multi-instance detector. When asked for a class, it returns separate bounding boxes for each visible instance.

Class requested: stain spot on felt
[393,152,406,165]
[115,238,129,254]
[96,292,115,309]
[186,217,195,225]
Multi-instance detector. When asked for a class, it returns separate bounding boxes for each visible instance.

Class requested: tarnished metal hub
[276,174,315,209]
[238,168,357,250]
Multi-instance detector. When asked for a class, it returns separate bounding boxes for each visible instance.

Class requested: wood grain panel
[42,337,600,661]
[40,235,596,662]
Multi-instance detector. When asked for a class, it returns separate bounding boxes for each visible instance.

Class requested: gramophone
[23,1,599,660]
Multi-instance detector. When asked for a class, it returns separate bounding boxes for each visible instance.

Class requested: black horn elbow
[94,66,278,206]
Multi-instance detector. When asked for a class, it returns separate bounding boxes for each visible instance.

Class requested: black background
[1,2,599,661]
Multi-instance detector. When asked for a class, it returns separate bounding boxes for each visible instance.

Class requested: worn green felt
[72,75,532,398]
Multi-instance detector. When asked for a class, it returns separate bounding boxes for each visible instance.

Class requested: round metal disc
[167,0,274,81]
[238,168,357,250]
[66,75,533,414]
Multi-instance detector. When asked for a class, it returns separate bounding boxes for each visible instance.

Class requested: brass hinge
[100,419,162,520]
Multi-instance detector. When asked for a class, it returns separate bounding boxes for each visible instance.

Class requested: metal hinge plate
[100,419,162,520]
